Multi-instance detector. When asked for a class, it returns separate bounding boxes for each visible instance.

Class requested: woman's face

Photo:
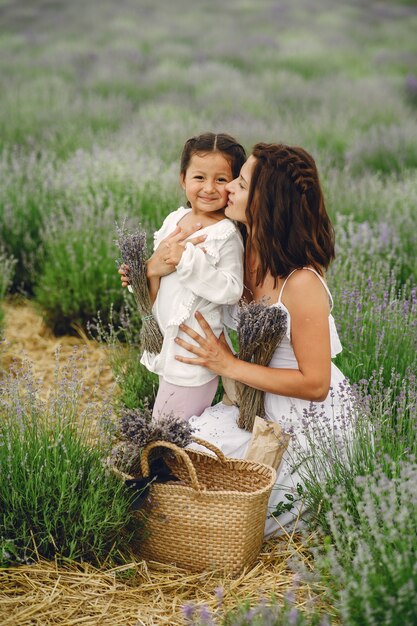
[224,155,256,226]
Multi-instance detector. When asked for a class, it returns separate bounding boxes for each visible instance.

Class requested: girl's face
[224,155,256,226]
[180,152,233,216]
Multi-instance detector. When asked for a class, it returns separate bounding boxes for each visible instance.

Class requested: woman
[120,143,351,536]
[171,143,351,536]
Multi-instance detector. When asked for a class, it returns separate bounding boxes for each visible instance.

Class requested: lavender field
[1,0,417,624]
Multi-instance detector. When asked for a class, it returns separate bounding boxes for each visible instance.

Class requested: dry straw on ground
[0,533,329,626]
[1,300,115,408]
[0,301,332,625]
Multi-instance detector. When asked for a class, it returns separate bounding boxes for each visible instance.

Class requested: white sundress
[188,267,352,537]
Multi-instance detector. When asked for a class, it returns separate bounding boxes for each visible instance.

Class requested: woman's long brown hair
[245,143,335,286]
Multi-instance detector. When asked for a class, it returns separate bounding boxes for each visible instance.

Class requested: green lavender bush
[0,149,59,292]
[293,366,416,531]
[0,75,130,158]
[323,461,417,625]
[88,302,158,410]
[30,156,178,333]
[0,350,137,567]
[0,247,15,336]
[329,260,417,386]
[34,207,124,334]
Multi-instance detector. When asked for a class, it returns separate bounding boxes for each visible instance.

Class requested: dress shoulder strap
[277,269,298,304]
[277,267,334,310]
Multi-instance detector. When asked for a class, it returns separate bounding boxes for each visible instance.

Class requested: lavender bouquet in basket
[116,223,163,355]
[236,299,287,431]
[111,403,194,475]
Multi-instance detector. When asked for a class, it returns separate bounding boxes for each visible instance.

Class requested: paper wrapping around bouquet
[244,416,291,470]
[221,375,292,469]
[221,375,239,406]
[222,377,268,432]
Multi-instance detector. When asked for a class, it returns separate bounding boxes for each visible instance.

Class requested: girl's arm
[146,224,208,304]
[174,271,332,402]
[118,223,207,305]
[118,262,163,305]
[146,272,161,306]
[173,233,244,305]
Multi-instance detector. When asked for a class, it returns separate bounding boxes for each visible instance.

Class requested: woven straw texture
[131,437,276,575]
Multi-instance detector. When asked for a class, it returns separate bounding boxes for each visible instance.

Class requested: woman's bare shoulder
[281,268,329,309]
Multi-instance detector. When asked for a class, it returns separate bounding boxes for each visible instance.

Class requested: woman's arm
[174,271,332,402]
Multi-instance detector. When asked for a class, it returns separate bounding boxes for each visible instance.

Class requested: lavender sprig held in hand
[116,222,163,355]
[236,299,287,431]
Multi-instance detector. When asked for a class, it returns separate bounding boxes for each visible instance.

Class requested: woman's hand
[147,223,207,278]
[174,311,236,377]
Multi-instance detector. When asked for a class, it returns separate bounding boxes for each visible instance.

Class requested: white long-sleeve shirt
[141,207,244,386]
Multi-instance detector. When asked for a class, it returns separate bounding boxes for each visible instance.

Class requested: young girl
[121,133,246,420]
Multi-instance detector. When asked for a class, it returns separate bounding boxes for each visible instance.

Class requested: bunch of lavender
[120,408,193,447]
[235,299,287,431]
[116,222,163,354]
[112,404,194,472]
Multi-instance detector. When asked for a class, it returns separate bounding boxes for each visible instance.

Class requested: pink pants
[152,376,219,421]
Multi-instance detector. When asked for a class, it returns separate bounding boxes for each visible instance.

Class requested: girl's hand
[147,224,207,278]
[118,263,130,288]
[163,240,186,266]
[174,311,236,377]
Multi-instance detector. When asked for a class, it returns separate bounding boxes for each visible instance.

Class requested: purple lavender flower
[199,605,215,625]
[214,585,224,608]
[150,412,194,447]
[405,74,417,101]
[182,604,196,622]
[116,222,163,354]
[119,407,193,448]
[289,606,300,625]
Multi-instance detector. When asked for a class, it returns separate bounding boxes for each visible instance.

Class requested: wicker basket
[130,437,276,574]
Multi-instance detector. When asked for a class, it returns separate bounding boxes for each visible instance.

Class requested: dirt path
[1,300,115,404]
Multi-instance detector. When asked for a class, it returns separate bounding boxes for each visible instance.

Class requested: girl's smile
[180,152,233,218]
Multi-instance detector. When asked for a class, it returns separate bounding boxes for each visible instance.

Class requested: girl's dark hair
[246,143,335,285]
[180,132,246,180]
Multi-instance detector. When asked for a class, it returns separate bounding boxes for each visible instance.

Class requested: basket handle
[140,440,201,492]
[191,437,228,462]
